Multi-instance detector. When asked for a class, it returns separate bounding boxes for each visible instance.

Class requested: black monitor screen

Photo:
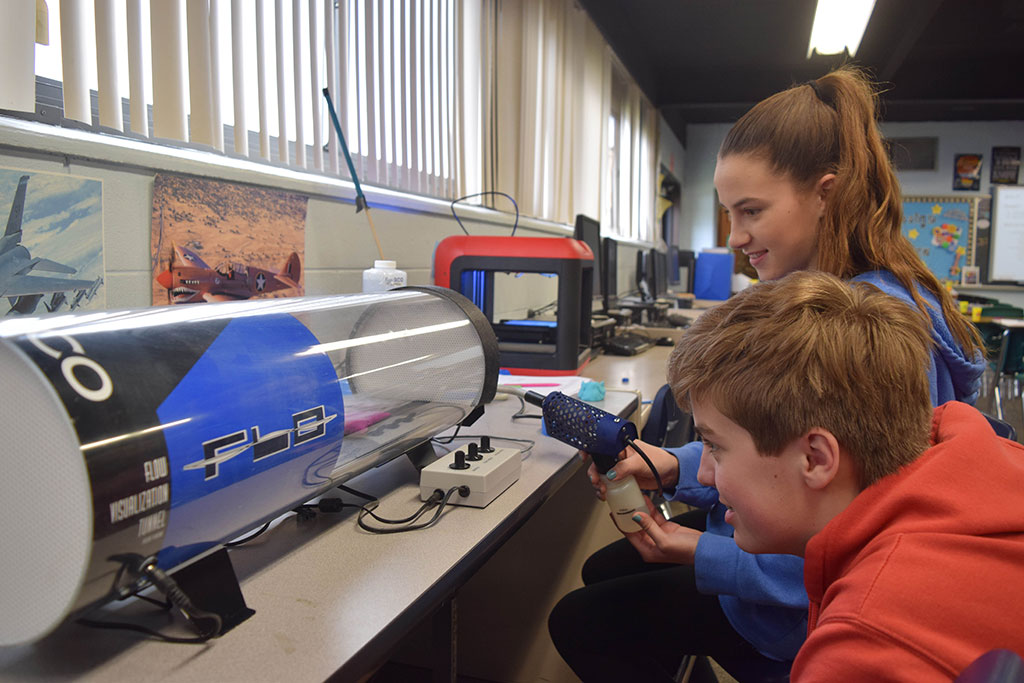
[653,249,669,298]
[574,214,602,299]
[602,237,618,309]
[636,250,652,301]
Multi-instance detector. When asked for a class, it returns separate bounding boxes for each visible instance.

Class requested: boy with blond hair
[629,271,1024,680]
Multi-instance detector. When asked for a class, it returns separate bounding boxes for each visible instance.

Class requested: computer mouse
[655,336,675,346]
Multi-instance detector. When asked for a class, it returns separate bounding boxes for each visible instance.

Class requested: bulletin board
[901,195,977,286]
[989,186,1024,283]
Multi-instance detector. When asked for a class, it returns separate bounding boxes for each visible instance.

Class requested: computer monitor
[635,249,653,302]
[602,237,618,310]
[574,214,603,309]
[677,248,695,293]
[669,248,680,286]
[652,249,669,299]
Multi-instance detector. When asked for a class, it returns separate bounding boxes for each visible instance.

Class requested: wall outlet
[419,446,522,508]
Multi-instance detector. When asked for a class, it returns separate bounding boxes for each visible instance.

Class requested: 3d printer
[434,235,593,374]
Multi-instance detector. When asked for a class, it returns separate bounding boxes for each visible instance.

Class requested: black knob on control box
[449,450,470,470]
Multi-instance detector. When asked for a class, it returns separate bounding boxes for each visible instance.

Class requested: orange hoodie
[794,402,1024,681]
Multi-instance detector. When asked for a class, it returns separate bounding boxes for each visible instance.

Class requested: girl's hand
[623,497,700,565]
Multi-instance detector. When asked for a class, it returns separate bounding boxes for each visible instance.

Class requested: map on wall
[901,195,978,287]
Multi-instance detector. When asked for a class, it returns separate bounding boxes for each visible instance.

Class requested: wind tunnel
[0,286,497,646]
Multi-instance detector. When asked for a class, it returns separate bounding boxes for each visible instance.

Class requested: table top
[0,385,639,682]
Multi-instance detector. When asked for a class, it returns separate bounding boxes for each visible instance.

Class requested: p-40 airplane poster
[150,173,307,306]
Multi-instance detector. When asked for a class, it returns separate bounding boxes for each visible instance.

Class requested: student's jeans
[547,509,781,683]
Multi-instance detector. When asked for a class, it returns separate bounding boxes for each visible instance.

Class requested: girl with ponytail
[548,65,985,683]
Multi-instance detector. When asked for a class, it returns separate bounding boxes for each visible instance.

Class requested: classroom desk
[0,379,640,682]
[585,344,673,409]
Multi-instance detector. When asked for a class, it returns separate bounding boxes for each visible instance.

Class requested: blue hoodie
[665,269,985,662]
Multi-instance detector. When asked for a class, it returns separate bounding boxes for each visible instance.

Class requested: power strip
[419,446,522,508]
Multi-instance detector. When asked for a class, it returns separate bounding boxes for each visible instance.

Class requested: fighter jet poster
[150,173,307,305]
[0,168,105,316]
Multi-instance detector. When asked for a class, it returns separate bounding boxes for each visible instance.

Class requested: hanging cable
[450,191,520,236]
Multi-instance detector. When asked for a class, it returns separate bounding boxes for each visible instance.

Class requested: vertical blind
[18,0,657,240]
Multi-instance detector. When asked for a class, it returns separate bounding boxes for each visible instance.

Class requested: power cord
[284,483,466,534]
[494,385,543,422]
[355,486,465,533]
[223,522,272,547]
[526,300,558,318]
[77,554,223,644]
[450,191,520,236]
[623,437,666,494]
[431,423,463,444]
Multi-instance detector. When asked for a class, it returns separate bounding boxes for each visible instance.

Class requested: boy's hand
[624,497,701,565]
[584,439,680,499]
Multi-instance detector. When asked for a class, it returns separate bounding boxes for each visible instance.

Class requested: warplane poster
[0,168,104,317]
[150,173,307,305]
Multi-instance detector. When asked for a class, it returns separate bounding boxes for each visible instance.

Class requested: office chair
[983,412,1017,441]
[641,383,694,448]
[955,649,1024,683]
[991,325,1024,424]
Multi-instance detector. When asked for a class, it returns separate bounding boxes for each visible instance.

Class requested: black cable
[302,484,463,534]
[77,555,223,644]
[76,618,217,645]
[526,300,557,318]
[338,483,377,502]
[140,560,222,639]
[358,495,438,525]
[431,432,536,454]
[222,521,272,547]
[432,423,462,444]
[450,191,520,236]
[624,437,666,494]
[506,392,543,421]
[357,486,465,533]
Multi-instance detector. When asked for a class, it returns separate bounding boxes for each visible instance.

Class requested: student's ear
[800,427,842,490]
[814,173,837,217]
[816,173,837,200]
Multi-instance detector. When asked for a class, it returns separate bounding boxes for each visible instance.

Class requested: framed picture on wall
[953,154,983,191]
[991,146,1021,185]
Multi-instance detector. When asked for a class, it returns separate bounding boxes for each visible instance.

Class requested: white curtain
[488,0,654,238]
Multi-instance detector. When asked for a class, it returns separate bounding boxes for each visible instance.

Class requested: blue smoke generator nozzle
[524,390,637,474]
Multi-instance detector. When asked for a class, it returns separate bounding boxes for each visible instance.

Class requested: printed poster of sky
[0,168,104,317]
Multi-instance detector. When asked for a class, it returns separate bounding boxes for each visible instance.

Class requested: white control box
[419,446,522,508]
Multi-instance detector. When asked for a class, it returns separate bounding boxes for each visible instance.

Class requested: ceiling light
[806,0,877,58]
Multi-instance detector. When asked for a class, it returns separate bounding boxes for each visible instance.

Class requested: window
[603,60,657,241]
[30,0,476,199]
[16,0,657,238]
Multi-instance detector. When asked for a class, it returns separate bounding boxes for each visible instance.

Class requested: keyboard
[603,332,653,356]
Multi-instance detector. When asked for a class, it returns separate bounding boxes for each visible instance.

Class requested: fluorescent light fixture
[806,0,877,58]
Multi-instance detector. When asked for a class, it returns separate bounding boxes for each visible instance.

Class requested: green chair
[991,325,1024,424]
